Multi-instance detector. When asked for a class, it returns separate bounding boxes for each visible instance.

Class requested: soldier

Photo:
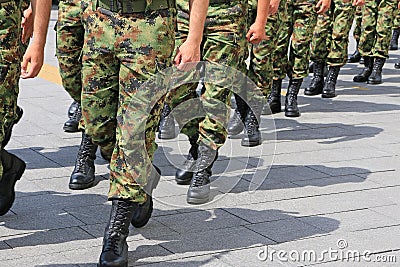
[353,0,400,84]
[78,0,208,266]
[307,0,365,98]
[389,10,400,50]
[348,6,363,62]
[272,0,331,117]
[0,0,51,216]
[169,0,268,205]
[228,0,287,146]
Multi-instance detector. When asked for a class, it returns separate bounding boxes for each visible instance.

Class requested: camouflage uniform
[0,0,24,177]
[56,0,91,103]
[166,0,248,150]
[353,6,362,43]
[81,0,176,202]
[358,0,398,58]
[248,0,288,96]
[311,0,356,67]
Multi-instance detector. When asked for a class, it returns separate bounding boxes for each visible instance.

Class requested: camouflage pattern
[353,6,362,43]
[166,0,249,150]
[273,1,292,80]
[248,0,288,96]
[359,0,398,58]
[56,0,92,103]
[394,9,400,28]
[0,0,24,179]
[311,0,355,66]
[81,5,176,202]
[274,0,319,79]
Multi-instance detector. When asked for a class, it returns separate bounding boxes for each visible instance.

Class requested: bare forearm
[30,0,51,47]
[187,0,208,44]
[255,0,270,26]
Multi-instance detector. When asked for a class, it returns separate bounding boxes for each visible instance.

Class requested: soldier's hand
[352,0,365,6]
[269,0,280,15]
[21,7,34,44]
[174,40,201,71]
[315,0,331,14]
[20,42,45,79]
[247,23,267,44]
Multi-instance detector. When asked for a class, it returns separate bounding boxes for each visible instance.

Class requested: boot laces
[70,105,82,121]
[75,136,95,173]
[103,202,131,253]
[246,112,258,135]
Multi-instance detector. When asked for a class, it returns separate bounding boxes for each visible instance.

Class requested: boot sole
[0,160,26,216]
[241,139,262,147]
[98,262,127,267]
[187,195,209,205]
[304,91,322,96]
[69,180,95,190]
[285,112,300,117]
[158,132,176,139]
[367,81,382,85]
[63,125,79,133]
[321,94,336,98]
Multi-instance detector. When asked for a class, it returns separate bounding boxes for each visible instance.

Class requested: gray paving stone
[368,204,400,223]
[138,254,229,267]
[246,217,337,243]
[154,209,249,234]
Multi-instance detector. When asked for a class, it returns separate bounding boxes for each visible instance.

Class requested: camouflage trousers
[247,0,288,96]
[353,6,362,43]
[359,0,398,58]
[393,9,400,28]
[81,7,176,202]
[274,0,318,80]
[56,0,91,103]
[311,0,355,66]
[165,0,249,150]
[0,1,23,179]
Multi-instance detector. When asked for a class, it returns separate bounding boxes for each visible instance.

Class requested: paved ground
[1,8,400,267]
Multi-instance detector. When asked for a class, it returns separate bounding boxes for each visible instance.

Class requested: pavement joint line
[351,223,400,233]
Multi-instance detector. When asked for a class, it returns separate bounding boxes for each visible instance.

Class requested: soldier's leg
[0,2,26,216]
[56,0,85,132]
[368,0,397,84]
[389,9,400,50]
[349,6,363,62]
[307,10,332,96]
[323,0,355,98]
[286,1,318,117]
[269,0,291,114]
[354,1,378,82]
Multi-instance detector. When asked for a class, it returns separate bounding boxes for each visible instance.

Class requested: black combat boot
[348,42,362,63]
[158,103,176,139]
[353,56,374,82]
[242,108,262,147]
[131,165,160,228]
[322,66,340,98]
[99,199,137,267]
[305,62,325,96]
[228,93,247,135]
[264,79,282,114]
[0,150,26,216]
[368,57,386,85]
[69,132,97,190]
[285,79,302,117]
[63,102,81,133]
[187,143,217,205]
[68,101,79,117]
[175,136,199,185]
[2,106,23,148]
[395,60,400,69]
[390,28,399,50]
